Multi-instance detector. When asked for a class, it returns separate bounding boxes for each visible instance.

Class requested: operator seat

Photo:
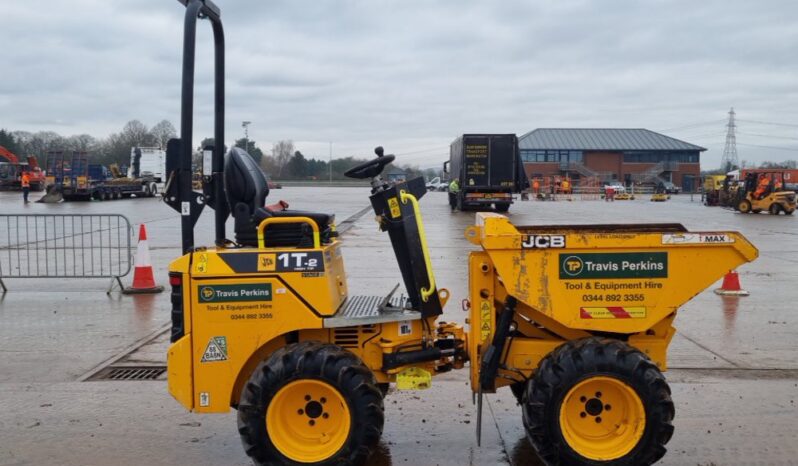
[224,147,334,248]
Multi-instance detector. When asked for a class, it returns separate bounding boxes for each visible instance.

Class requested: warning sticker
[388,197,401,219]
[398,321,413,336]
[201,336,228,362]
[479,301,491,342]
[195,253,208,274]
[580,307,646,319]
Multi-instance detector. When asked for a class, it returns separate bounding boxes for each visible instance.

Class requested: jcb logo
[522,235,566,249]
[200,287,216,301]
[562,256,584,276]
[257,253,276,272]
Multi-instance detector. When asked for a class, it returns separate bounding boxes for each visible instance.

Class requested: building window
[521,150,583,163]
[623,151,700,163]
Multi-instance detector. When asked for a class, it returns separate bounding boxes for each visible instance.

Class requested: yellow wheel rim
[559,376,646,461]
[266,379,351,463]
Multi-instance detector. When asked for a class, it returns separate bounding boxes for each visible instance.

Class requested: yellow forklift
[734,171,796,215]
[163,2,758,465]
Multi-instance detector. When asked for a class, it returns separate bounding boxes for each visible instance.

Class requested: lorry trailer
[45,151,158,201]
[445,134,525,212]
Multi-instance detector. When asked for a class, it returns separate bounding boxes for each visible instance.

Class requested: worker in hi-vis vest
[21,172,31,203]
[448,178,460,211]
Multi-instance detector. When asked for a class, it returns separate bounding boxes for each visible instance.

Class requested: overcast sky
[3,0,798,169]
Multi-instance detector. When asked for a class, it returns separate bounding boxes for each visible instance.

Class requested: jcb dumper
[163,2,758,465]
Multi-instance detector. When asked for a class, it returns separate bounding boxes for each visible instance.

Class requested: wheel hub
[584,397,605,417]
[304,399,324,419]
[559,376,646,461]
[266,379,350,462]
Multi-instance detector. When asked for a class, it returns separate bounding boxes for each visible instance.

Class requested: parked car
[604,183,626,194]
[426,176,446,191]
[662,182,681,194]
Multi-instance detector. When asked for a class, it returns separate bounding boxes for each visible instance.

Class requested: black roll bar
[174,0,227,253]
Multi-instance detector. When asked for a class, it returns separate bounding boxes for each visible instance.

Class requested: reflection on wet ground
[508,436,546,466]
[720,295,741,332]
[1,191,797,465]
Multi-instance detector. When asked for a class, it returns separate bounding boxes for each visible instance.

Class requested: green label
[559,253,668,279]
[198,283,272,303]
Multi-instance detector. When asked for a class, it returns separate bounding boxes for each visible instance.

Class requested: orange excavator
[0,145,46,191]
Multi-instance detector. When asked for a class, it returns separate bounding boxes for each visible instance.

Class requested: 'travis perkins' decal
[560,253,668,279]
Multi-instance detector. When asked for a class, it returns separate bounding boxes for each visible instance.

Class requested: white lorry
[130,147,166,182]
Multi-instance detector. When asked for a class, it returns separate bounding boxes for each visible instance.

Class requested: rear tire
[769,203,781,215]
[495,203,510,213]
[237,341,384,466]
[522,338,674,466]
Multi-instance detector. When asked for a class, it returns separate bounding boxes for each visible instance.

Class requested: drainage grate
[88,365,166,381]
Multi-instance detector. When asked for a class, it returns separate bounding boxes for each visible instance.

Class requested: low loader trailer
[45,151,159,201]
[163,2,759,465]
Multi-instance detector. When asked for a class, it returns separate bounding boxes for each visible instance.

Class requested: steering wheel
[344,146,395,179]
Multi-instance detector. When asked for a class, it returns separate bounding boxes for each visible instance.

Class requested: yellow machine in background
[735,171,796,215]
[164,2,759,465]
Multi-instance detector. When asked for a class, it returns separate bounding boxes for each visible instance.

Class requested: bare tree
[271,140,294,177]
[150,120,177,148]
[122,120,155,147]
[66,134,97,152]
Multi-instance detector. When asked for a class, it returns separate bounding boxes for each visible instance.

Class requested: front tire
[237,341,384,466]
[737,199,752,213]
[522,338,674,466]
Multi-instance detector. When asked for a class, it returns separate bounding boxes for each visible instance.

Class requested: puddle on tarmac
[508,436,546,466]
[366,442,393,466]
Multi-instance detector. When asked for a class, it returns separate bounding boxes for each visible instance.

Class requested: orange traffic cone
[123,224,164,295]
[714,270,749,296]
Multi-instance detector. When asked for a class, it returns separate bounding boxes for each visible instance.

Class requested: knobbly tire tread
[521,337,675,466]
[237,341,384,466]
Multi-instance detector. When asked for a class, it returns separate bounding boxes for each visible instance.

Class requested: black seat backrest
[224,147,334,249]
[224,147,269,214]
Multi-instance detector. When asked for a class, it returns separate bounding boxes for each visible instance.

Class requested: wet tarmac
[1,188,797,465]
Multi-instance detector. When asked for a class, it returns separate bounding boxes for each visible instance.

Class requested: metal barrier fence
[0,214,133,292]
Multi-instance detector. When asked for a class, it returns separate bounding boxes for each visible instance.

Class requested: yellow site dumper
[163,2,759,465]
[464,215,756,463]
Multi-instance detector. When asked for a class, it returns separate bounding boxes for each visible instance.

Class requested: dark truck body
[446,134,524,211]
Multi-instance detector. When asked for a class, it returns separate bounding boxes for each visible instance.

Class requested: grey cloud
[2,0,798,168]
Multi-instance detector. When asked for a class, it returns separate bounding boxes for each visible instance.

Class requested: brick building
[519,128,705,192]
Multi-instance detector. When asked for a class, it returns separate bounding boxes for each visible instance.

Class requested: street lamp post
[329,142,333,183]
[242,121,251,153]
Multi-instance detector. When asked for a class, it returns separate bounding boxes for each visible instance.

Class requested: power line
[737,118,798,128]
[738,131,798,141]
[737,142,798,152]
[671,131,726,139]
[658,119,726,132]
